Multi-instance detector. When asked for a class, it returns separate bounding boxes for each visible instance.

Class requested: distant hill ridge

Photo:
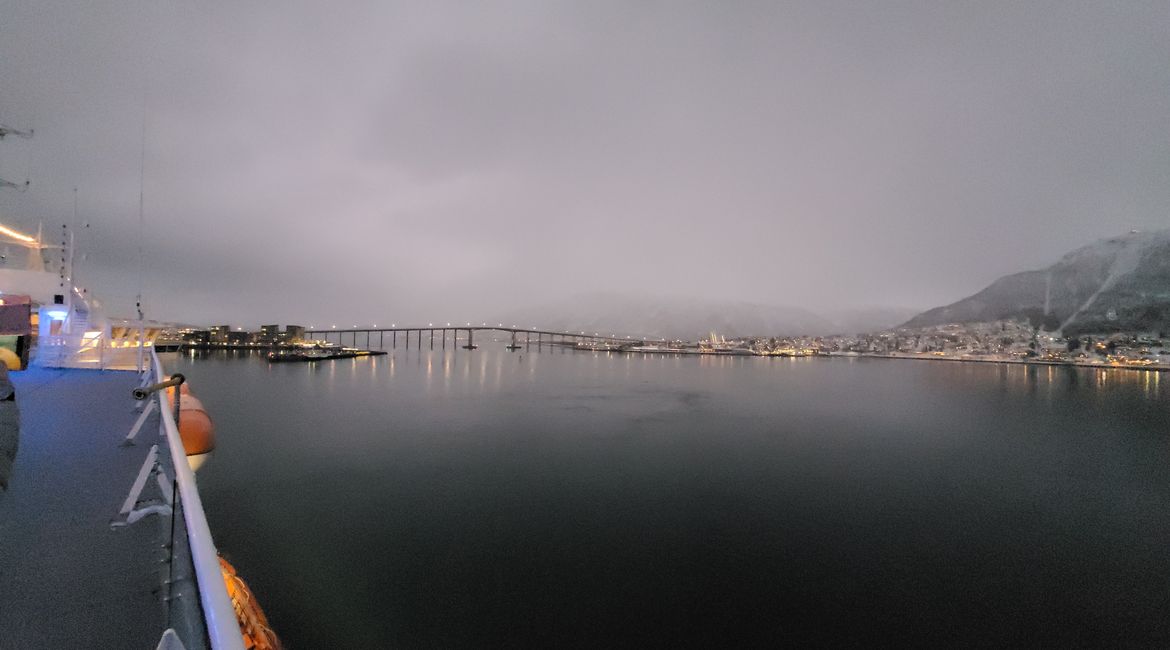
[903,229,1170,335]
[494,294,917,340]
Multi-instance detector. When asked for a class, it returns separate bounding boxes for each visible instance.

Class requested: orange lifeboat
[220,556,282,650]
[167,384,215,470]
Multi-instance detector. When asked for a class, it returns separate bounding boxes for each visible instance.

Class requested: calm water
[168,346,1170,647]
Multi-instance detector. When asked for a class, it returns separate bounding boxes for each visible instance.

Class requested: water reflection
[166,348,1170,648]
[176,347,1169,405]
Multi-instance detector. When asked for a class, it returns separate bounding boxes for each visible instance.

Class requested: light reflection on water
[170,348,1170,648]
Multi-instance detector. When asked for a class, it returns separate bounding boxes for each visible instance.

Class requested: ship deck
[0,367,167,648]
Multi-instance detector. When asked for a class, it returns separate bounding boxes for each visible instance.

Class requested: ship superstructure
[0,125,275,649]
[0,214,167,370]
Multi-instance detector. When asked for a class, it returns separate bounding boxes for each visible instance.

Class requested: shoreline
[169,341,1169,373]
[829,351,1169,373]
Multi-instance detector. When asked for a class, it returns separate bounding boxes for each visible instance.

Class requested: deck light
[0,222,36,244]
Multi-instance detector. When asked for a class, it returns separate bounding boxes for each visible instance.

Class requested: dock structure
[305,325,649,350]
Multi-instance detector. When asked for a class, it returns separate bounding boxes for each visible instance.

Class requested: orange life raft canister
[166,384,216,468]
[220,556,282,650]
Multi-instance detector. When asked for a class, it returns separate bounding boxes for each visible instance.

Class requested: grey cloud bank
[1,1,1167,328]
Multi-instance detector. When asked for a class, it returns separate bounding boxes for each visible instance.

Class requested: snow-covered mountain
[903,229,1170,335]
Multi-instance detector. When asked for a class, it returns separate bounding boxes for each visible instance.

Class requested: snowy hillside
[903,229,1170,335]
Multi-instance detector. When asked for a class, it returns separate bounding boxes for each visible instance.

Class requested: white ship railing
[38,317,165,370]
[150,348,245,650]
[37,334,146,370]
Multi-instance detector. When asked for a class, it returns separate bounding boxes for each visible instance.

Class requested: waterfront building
[180,328,210,345]
[209,325,231,344]
[259,324,279,343]
[226,330,250,345]
[284,325,305,341]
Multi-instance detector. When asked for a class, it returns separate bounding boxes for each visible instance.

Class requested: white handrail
[151,349,245,650]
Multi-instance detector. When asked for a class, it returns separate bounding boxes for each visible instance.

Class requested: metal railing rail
[150,348,245,650]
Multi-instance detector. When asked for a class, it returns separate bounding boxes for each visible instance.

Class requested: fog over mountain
[904,229,1170,336]
[495,294,918,340]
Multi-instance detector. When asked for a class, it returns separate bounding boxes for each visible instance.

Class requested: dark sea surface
[165,346,1170,648]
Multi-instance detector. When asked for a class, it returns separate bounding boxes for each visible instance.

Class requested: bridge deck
[306,325,655,345]
[0,368,166,648]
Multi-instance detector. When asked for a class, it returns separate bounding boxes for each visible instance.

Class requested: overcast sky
[0,1,1167,327]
